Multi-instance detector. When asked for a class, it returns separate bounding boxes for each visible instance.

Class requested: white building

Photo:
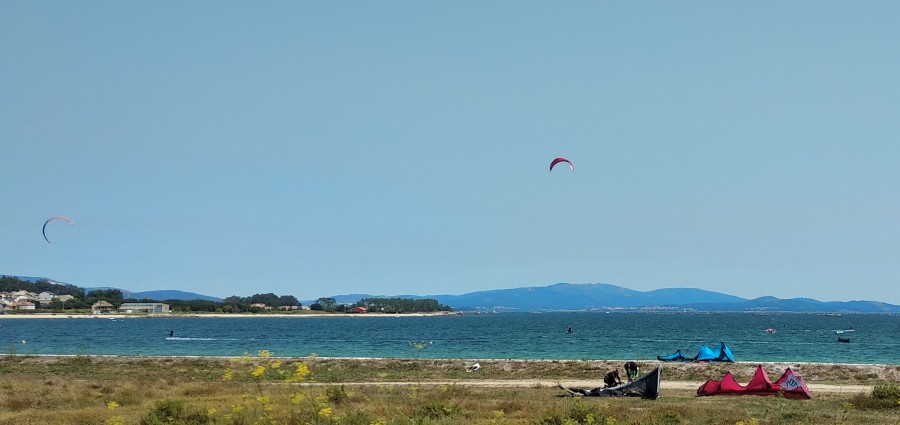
[118,302,170,314]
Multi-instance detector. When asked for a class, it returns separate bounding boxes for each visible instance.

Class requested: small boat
[765,328,777,334]
[835,329,855,335]
[837,337,850,343]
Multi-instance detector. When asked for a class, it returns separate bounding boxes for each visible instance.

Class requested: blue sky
[3,2,899,303]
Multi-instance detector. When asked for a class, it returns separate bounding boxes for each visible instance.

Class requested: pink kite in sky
[549,157,574,172]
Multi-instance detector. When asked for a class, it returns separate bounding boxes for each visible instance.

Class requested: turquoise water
[2,313,897,364]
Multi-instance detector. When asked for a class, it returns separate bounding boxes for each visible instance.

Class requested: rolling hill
[8,275,899,313]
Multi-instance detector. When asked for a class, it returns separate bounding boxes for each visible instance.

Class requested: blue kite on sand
[657,342,735,362]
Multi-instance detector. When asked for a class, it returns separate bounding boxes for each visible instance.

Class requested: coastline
[0,312,456,319]
[3,354,895,391]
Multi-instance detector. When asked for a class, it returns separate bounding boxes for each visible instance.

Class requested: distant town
[0,276,451,315]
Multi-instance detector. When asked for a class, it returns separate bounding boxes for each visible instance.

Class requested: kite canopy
[694,342,735,362]
[549,157,574,172]
[42,216,75,244]
[559,365,662,399]
[657,350,689,362]
[697,366,812,399]
[658,342,735,362]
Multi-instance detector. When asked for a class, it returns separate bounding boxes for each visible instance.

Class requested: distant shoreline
[0,312,457,319]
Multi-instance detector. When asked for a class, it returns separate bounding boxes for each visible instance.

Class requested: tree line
[2,276,451,314]
[310,297,451,313]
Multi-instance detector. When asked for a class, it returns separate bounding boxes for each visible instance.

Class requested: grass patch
[1,356,899,424]
[850,382,900,410]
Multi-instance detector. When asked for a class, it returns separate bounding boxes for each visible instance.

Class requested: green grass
[1,355,898,424]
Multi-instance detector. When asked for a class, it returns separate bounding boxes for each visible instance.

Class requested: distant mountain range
[118,289,223,303]
[8,276,900,313]
[9,277,223,302]
[324,283,900,314]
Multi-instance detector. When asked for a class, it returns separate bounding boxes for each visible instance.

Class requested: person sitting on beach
[624,361,639,382]
[603,369,622,388]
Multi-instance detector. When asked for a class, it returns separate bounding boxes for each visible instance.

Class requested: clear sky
[3,2,899,303]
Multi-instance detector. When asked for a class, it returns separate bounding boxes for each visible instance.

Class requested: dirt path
[302,380,871,395]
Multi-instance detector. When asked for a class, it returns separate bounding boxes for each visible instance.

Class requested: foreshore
[4,354,897,425]
[5,353,898,387]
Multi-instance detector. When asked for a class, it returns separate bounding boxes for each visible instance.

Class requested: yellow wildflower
[222,369,234,381]
[291,392,305,405]
[318,407,333,418]
[270,361,282,370]
[232,404,244,414]
[258,349,273,358]
[105,416,124,425]
[290,362,310,381]
[106,401,119,409]
[251,365,266,378]
[207,408,217,416]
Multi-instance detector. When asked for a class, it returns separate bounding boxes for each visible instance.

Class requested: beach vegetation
[2,356,899,424]
[355,298,452,313]
[850,382,900,410]
[139,399,210,425]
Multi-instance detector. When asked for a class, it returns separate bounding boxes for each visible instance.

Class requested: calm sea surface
[2,313,898,364]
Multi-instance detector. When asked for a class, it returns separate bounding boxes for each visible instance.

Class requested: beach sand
[7,354,894,395]
[3,312,896,394]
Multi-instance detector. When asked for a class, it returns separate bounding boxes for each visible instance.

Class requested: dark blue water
[1,313,897,364]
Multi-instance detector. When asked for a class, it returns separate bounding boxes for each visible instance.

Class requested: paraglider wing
[42,216,75,243]
[549,157,574,172]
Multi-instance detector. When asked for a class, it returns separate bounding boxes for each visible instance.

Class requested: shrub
[326,384,351,405]
[539,400,608,425]
[139,399,210,425]
[850,382,900,410]
[873,382,900,400]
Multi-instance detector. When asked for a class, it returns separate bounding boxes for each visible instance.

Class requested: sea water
[1,312,897,364]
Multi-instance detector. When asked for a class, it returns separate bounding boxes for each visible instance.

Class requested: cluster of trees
[310,297,451,313]
[160,293,301,313]
[356,297,451,313]
[1,276,124,310]
[0,276,83,296]
[2,276,452,314]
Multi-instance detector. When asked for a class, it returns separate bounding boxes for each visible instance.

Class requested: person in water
[603,369,622,388]
[624,361,639,382]
[168,329,174,337]
[566,323,573,334]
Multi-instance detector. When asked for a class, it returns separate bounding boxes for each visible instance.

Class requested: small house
[10,301,36,310]
[91,300,114,314]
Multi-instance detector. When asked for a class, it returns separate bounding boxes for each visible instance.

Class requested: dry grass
[1,355,898,424]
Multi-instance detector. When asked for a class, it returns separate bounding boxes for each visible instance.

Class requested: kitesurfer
[603,369,622,388]
[624,361,639,382]
[168,329,174,338]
